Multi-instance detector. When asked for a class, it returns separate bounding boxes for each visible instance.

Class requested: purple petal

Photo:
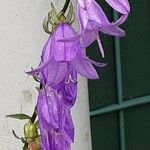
[71,55,99,79]
[37,89,72,150]
[77,0,92,9]
[100,25,125,37]
[57,29,98,50]
[57,35,81,43]
[38,88,60,130]
[64,109,74,142]
[113,14,129,26]
[51,23,79,62]
[77,1,109,30]
[63,74,77,107]
[81,29,98,48]
[41,36,53,62]
[105,0,130,14]
[46,60,68,85]
[26,59,51,75]
[85,57,107,67]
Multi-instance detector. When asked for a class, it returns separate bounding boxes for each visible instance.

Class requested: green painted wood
[113,11,126,150]
[121,0,150,100]
[125,104,150,150]
[91,113,119,150]
[90,95,150,117]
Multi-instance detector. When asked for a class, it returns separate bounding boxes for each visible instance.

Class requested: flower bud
[24,121,38,141]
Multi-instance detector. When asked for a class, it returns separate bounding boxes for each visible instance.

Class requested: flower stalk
[61,0,71,13]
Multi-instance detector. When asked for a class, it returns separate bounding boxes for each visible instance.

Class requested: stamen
[66,74,76,84]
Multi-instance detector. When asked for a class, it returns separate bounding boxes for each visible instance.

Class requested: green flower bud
[24,121,38,141]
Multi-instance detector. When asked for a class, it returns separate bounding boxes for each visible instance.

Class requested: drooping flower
[27,23,106,83]
[27,22,106,149]
[77,0,130,57]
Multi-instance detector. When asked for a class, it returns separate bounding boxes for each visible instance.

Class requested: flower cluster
[27,0,130,149]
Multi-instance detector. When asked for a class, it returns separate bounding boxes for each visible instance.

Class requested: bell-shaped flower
[77,0,129,57]
[27,22,106,150]
[27,23,106,85]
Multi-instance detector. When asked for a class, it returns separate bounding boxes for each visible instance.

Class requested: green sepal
[51,9,60,24]
[51,2,57,15]
[66,2,74,23]
[35,86,40,92]
[33,75,40,82]
[12,130,21,139]
[6,113,31,120]
[43,17,51,34]
[35,120,39,129]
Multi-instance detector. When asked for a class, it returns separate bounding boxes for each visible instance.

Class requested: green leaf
[6,113,31,120]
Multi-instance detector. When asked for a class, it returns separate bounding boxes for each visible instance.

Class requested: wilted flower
[77,0,130,57]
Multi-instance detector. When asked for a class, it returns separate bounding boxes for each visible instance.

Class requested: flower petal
[77,0,109,30]
[85,57,107,67]
[46,60,68,85]
[57,29,98,49]
[77,0,92,9]
[113,14,129,26]
[64,109,74,142]
[41,36,53,62]
[26,59,51,75]
[38,89,60,130]
[105,0,130,14]
[100,25,125,37]
[71,55,99,79]
[81,29,98,48]
[51,23,78,62]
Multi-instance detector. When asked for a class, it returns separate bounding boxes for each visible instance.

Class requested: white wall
[0,0,92,149]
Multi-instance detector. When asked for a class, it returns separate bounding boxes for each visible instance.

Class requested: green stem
[61,0,71,13]
[30,106,37,123]
[30,84,43,123]
[23,84,42,149]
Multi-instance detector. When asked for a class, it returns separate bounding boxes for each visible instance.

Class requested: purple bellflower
[77,0,130,57]
[27,23,106,149]
[27,23,106,83]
